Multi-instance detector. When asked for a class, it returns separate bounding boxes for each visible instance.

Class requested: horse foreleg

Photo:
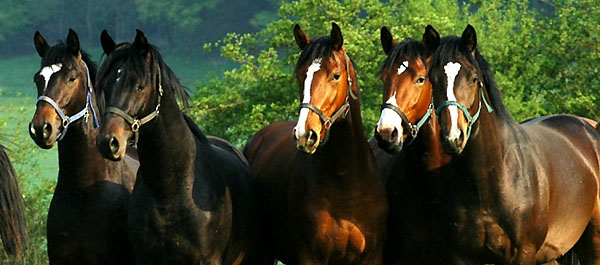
[571,205,600,265]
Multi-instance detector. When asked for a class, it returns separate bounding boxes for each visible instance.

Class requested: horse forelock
[381,38,426,74]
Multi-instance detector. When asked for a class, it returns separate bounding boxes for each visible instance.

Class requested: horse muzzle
[96,116,130,161]
[293,127,320,154]
[374,124,404,154]
[29,108,62,149]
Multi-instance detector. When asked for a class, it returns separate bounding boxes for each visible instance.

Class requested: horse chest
[452,208,513,260]
[312,209,368,260]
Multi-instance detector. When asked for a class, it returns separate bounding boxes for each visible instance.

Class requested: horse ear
[330,22,343,51]
[380,26,395,55]
[422,25,440,56]
[460,24,477,53]
[66,28,81,56]
[33,31,49,58]
[294,24,310,50]
[134,29,150,56]
[101,30,117,55]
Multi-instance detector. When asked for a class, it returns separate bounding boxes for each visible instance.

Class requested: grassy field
[0,47,234,264]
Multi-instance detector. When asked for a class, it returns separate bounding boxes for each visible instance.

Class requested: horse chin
[441,137,464,155]
[296,143,319,155]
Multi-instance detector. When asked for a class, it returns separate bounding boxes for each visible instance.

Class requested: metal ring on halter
[131,120,141,132]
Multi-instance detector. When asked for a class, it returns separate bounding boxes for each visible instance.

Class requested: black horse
[95,29,259,265]
[30,29,137,265]
[0,142,27,258]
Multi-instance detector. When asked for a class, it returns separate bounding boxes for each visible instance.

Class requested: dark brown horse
[243,23,387,265]
[372,25,455,265]
[0,143,27,258]
[95,29,258,265]
[428,24,600,264]
[30,29,137,265]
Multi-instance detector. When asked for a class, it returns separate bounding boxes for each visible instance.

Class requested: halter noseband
[381,98,434,145]
[298,52,358,144]
[435,85,493,140]
[105,68,163,146]
[36,60,99,141]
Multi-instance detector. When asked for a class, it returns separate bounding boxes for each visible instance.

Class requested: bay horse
[30,29,137,265]
[243,23,387,265]
[373,25,455,265]
[429,24,600,264]
[95,29,258,265]
[0,143,27,258]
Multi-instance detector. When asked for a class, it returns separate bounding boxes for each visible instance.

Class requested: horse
[95,29,258,265]
[243,22,387,265]
[428,24,600,264]
[372,25,458,265]
[0,143,27,258]
[30,29,138,265]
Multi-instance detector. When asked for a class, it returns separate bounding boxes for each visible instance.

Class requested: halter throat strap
[435,86,493,139]
[105,68,163,146]
[381,98,434,145]
[298,52,357,144]
[36,60,99,141]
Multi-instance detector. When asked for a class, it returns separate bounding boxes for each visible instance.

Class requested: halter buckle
[323,120,332,129]
[62,118,70,128]
[131,120,141,132]
[410,125,419,137]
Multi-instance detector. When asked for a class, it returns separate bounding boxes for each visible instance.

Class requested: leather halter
[36,60,99,141]
[298,52,358,144]
[381,98,434,145]
[436,85,493,140]
[105,68,163,146]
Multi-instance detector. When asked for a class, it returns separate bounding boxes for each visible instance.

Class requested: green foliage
[190,0,600,147]
[135,0,219,33]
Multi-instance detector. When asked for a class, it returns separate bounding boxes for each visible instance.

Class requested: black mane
[96,42,190,110]
[295,36,334,72]
[430,36,511,120]
[381,38,426,72]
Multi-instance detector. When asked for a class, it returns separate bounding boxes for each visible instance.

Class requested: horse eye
[137,85,144,91]
[332,73,341,81]
[416,76,426,85]
[68,76,76,83]
[473,77,479,84]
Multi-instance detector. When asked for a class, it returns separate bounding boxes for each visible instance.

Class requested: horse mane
[183,114,208,143]
[381,38,426,73]
[430,36,512,120]
[295,36,334,72]
[96,42,190,112]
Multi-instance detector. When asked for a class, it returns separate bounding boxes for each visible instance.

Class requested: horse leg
[570,206,600,265]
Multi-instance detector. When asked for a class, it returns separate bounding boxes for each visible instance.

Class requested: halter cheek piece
[36,61,99,141]
[298,52,358,144]
[435,84,493,140]
[380,98,434,146]
[105,68,163,146]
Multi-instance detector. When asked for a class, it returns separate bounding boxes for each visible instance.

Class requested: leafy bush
[190,0,600,147]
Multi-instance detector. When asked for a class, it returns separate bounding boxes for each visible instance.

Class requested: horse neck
[451,110,508,208]
[56,92,110,189]
[313,97,375,182]
[405,114,452,172]
[135,91,196,195]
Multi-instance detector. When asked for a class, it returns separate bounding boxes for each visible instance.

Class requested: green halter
[435,86,493,140]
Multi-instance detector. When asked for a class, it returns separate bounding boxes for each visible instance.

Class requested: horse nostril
[390,128,398,142]
[29,123,36,137]
[292,128,298,140]
[42,122,52,139]
[307,129,318,146]
[109,136,120,154]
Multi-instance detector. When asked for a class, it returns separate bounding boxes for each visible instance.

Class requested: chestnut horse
[243,23,387,265]
[373,25,455,265]
[30,29,137,265]
[95,29,258,265]
[0,143,27,258]
[428,25,600,264]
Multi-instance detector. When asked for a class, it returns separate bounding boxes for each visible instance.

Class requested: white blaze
[397,61,408,75]
[40,64,63,90]
[294,58,321,139]
[376,91,403,139]
[444,62,462,140]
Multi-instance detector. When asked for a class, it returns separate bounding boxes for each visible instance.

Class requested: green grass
[0,48,235,264]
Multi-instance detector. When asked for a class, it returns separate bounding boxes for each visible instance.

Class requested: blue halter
[435,85,493,140]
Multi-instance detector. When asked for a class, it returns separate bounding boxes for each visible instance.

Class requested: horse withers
[243,23,387,265]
